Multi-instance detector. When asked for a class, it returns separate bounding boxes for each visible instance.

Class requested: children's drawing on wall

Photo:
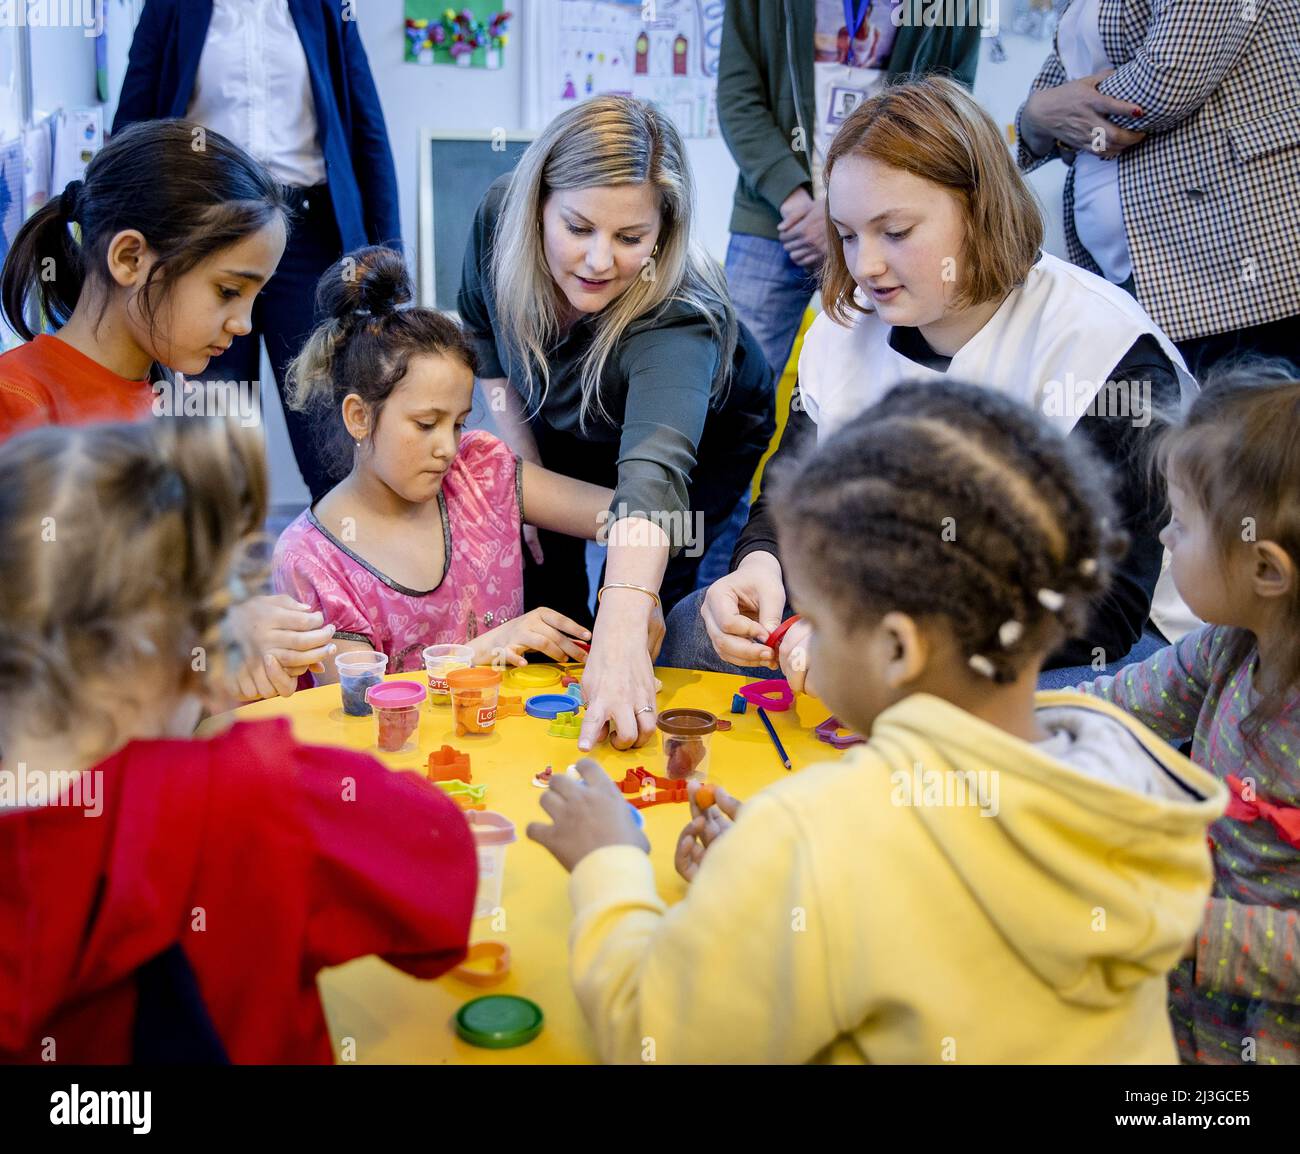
[552,0,724,138]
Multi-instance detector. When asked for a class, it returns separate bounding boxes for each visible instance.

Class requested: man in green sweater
[717,1,982,380]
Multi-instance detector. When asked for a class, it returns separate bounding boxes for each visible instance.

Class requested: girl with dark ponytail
[274,246,623,678]
[0,119,288,441]
[0,120,340,704]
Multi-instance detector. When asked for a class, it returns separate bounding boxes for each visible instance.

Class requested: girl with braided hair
[527,380,1226,1064]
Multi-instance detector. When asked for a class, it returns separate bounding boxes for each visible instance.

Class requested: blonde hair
[490,95,736,429]
[0,416,268,755]
[821,76,1044,323]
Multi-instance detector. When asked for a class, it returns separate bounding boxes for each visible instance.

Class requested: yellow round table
[204,666,841,1063]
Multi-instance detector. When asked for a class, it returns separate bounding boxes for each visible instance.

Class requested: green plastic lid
[455,995,544,1049]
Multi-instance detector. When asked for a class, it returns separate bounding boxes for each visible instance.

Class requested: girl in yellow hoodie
[528,380,1227,1064]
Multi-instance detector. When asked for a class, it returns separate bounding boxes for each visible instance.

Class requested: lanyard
[843,0,873,67]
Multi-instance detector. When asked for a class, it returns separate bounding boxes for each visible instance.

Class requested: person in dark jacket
[114,0,401,501]
[717,1,982,380]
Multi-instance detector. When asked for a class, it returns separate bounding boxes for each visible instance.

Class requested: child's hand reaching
[477,607,592,667]
[674,782,742,882]
[232,652,300,702]
[226,594,338,700]
[527,759,650,872]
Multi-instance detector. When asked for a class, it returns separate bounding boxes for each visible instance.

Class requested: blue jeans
[658,587,789,676]
[723,233,821,381]
[1035,627,1170,690]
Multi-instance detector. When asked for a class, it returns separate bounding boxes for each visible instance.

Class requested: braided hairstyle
[287,246,478,474]
[772,380,1128,683]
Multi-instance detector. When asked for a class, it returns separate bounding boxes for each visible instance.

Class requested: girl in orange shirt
[0,120,330,702]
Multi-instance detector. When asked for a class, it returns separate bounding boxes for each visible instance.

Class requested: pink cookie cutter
[737,678,795,712]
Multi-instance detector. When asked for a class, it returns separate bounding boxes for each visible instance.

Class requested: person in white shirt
[115,0,401,501]
[661,77,1199,692]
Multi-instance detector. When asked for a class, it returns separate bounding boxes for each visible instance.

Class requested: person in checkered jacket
[1017,0,1299,375]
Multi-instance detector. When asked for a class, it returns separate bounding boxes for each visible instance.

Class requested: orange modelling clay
[453,690,493,736]
[427,745,471,782]
[694,785,716,811]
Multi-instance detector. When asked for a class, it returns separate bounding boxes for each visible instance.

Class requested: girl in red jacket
[0,415,476,1064]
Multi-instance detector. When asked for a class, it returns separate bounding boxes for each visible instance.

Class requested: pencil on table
[756,707,792,771]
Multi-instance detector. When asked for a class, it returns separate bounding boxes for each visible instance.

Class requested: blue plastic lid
[525,693,583,720]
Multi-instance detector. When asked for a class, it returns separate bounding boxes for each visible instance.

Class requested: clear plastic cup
[336,651,388,716]
[447,667,503,737]
[657,708,718,781]
[467,810,516,919]
[423,643,474,707]
[366,680,427,753]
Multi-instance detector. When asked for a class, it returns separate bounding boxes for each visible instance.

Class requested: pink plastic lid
[467,809,516,846]
[365,680,428,709]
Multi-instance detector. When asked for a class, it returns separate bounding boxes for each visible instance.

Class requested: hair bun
[317,245,412,323]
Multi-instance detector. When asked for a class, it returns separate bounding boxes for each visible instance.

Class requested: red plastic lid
[468,809,516,846]
[365,680,427,709]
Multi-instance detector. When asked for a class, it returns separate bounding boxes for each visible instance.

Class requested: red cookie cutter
[613,766,691,808]
[737,679,796,712]
[763,614,802,652]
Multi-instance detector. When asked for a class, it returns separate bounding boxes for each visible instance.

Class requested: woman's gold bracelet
[596,582,661,609]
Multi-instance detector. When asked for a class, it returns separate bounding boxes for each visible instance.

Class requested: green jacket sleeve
[717,1,810,215]
[948,26,982,90]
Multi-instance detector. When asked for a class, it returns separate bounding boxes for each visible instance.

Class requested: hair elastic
[1037,588,1065,612]
[60,179,84,222]
[997,619,1023,648]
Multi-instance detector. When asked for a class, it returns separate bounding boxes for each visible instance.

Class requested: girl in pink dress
[273,248,612,677]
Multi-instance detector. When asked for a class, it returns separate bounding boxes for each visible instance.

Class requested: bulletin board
[527,0,725,139]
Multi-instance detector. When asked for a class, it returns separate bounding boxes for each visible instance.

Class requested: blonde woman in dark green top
[458,95,774,752]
